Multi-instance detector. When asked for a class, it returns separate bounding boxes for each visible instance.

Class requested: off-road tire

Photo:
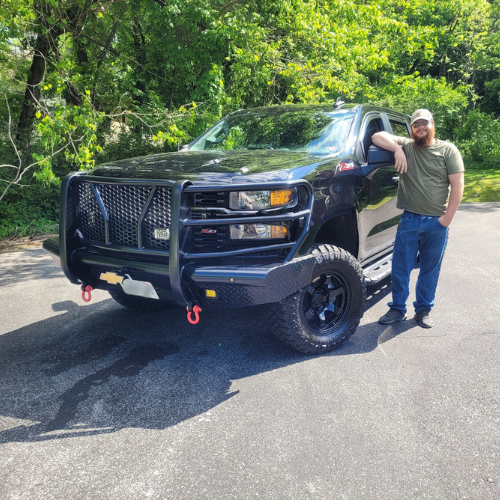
[108,287,174,312]
[267,244,366,354]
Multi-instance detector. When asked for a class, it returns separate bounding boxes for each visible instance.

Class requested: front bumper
[45,175,316,309]
[43,235,317,309]
[184,254,316,309]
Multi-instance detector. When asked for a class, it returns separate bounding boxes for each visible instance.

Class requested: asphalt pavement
[0,203,499,499]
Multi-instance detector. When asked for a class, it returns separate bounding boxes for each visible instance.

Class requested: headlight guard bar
[182,180,314,263]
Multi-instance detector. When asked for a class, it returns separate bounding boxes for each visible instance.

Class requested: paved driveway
[0,203,499,499]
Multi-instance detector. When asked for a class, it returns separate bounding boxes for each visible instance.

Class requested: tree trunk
[64,36,89,106]
[16,33,51,159]
[169,68,177,110]
[132,19,146,104]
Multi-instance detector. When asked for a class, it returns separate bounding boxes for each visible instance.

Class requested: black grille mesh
[77,183,106,242]
[98,185,151,247]
[142,187,172,250]
[75,182,172,250]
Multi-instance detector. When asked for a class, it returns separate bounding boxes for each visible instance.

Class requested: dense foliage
[1,0,500,237]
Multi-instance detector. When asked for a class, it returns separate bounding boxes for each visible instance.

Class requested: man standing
[372,109,464,328]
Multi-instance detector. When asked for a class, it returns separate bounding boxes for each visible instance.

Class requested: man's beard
[412,126,435,146]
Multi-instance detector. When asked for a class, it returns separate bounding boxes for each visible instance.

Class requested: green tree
[1,0,500,238]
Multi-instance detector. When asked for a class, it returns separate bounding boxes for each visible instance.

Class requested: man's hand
[372,131,407,173]
[394,149,407,173]
[437,215,451,227]
[438,172,465,228]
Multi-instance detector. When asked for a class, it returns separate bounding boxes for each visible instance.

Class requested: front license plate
[121,278,159,300]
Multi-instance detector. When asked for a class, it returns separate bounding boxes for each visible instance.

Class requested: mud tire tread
[267,244,366,354]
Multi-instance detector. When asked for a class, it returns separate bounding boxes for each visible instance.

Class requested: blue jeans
[389,211,449,314]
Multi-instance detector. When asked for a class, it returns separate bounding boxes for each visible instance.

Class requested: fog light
[205,289,217,299]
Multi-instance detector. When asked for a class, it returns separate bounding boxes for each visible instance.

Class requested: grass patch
[463,168,500,203]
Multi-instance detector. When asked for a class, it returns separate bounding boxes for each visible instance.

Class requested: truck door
[356,113,406,261]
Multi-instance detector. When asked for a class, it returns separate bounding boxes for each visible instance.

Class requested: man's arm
[371,131,407,173]
[438,172,464,227]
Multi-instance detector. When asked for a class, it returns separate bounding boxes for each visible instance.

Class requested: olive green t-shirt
[396,137,464,216]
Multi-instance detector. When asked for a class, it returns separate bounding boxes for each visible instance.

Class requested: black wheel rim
[300,271,351,335]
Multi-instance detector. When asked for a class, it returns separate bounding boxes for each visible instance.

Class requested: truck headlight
[229,189,296,210]
[230,224,288,240]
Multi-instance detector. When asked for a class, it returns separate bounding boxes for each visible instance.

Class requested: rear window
[390,119,410,137]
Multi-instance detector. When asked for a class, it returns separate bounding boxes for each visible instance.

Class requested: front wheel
[267,245,366,354]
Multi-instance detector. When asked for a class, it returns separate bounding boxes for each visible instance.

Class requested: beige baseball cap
[411,109,433,125]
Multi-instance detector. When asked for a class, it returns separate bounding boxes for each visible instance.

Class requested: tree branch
[58,18,170,83]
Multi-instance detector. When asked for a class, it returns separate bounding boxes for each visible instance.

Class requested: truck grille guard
[59,173,314,307]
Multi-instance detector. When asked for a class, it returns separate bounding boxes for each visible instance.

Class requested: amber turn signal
[270,189,293,206]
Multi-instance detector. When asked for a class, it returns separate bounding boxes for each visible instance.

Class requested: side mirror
[367,145,395,166]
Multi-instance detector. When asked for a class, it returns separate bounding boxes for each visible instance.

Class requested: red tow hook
[186,305,202,325]
[81,285,93,302]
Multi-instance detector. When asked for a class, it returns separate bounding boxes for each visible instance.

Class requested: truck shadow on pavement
[0,278,410,444]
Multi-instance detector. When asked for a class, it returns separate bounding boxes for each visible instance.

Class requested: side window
[361,116,384,161]
[389,119,410,138]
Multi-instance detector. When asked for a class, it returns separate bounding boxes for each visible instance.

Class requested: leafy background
[1,0,500,238]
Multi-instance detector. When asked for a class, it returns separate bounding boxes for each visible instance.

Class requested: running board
[363,253,393,285]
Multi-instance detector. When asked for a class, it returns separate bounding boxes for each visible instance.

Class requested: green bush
[455,111,500,169]
[0,175,60,239]
[365,75,470,140]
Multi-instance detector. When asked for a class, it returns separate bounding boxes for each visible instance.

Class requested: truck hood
[91,149,330,185]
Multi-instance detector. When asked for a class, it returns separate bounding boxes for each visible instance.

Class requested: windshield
[189,107,354,155]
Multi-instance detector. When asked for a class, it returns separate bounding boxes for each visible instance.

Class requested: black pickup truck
[44,102,409,354]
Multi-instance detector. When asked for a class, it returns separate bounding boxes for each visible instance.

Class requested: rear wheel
[268,245,366,354]
[108,287,174,312]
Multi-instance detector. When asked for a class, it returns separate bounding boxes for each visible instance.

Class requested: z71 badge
[154,228,170,240]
